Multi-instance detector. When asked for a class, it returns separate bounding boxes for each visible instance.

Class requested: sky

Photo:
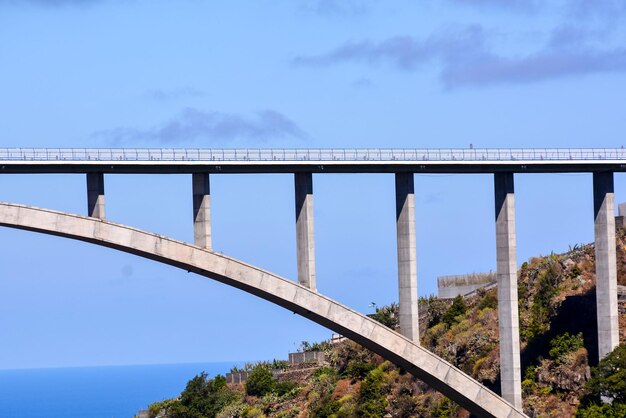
[1,0,626,370]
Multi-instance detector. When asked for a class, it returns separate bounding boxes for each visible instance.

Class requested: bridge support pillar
[593,172,619,360]
[86,172,105,219]
[193,173,212,250]
[395,173,419,343]
[295,172,316,291]
[494,172,522,409]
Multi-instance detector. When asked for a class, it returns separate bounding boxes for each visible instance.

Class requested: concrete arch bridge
[3,147,625,417]
[0,202,524,418]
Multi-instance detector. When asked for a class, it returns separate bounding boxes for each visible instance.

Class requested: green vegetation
[368,302,399,330]
[522,257,562,341]
[420,295,450,328]
[549,332,584,364]
[145,230,626,417]
[148,372,237,418]
[442,295,467,326]
[357,365,390,417]
[245,364,276,397]
[578,344,626,416]
[297,340,332,353]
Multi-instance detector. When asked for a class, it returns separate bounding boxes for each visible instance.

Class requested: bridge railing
[1,148,626,162]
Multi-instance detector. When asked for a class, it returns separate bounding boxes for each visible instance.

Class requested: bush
[580,344,626,405]
[576,402,626,417]
[298,340,332,352]
[357,366,390,418]
[176,373,236,418]
[246,365,276,397]
[369,303,399,330]
[477,291,498,311]
[442,295,467,326]
[526,261,561,341]
[309,366,340,417]
[549,332,584,364]
[344,360,375,380]
[422,296,449,328]
[275,380,298,396]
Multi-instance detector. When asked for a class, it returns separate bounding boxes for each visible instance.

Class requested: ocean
[0,362,241,418]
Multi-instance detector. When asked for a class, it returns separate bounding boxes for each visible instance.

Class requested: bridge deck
[1,148,626,173]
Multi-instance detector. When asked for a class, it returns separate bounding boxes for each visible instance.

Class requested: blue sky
[1,0,626,369]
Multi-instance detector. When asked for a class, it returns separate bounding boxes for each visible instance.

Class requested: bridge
[1,147,623,417]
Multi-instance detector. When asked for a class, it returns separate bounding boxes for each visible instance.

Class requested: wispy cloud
[93,108,307,145]
[352,78,374,89]
[447,0,537,12]
[441,48,626,87]
[295,25,626,87]
[294,26,486,70]
[143,87,205,102]
[300,0,374,16]
[568,0,626,19]
[0,0,106,5]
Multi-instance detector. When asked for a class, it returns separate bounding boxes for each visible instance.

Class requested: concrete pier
[494,172,522,409]
[192,173,212,250]
[593,172,619,360]
[395,173,419,343]
[86,172,105,219]
[295,172,316,291]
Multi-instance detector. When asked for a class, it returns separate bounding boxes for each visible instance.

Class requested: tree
[578,344,626,416]
[245,364,276,397]
[369,303,399,330]
[172,372,236,418]
[442,295,467,326]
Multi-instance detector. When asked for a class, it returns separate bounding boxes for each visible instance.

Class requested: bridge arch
[0,202,525,418]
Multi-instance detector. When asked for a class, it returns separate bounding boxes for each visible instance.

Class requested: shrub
[442,295,467,326]
[357,366,390,418]
[344,360,375,380]
[477,291,498,311]
[313,366,338,380]
[422,296,449,328]
[241,406,265,417]
[170,372,236,418]
[369,303,399,330]
[576,403,626,418]
[549,332,584,364]
[270,359,289,371]
[527,261,561,340]
[275,380,298,396]
[309,366,340,417]
[246,365,276,397]
[298,340,332,352]
[581,344,626,405]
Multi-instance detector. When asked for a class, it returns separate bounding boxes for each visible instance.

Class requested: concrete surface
[438,273,496,299]
[395,173,419,343]
[86,172,105,219]
[593,172,620,360]
[192,173,212,250]
[295,173,316,291]
[494,173,522,409]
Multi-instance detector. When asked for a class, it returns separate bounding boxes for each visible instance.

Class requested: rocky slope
[145,229,626,418]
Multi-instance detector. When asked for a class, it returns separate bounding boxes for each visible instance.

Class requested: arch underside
[0,202,526,418]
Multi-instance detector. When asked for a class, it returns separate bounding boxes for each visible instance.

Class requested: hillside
[144,229,626,418]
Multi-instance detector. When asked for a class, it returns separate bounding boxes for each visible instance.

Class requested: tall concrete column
[192,173,212,250]
[494,172,522,409]
[395,173,419,343]
[86,172,105,219]
[593,172,619,360]
[295,172,316,291]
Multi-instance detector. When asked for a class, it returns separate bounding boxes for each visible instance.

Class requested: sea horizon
[0,359,247,372]
[0,361,248,418]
